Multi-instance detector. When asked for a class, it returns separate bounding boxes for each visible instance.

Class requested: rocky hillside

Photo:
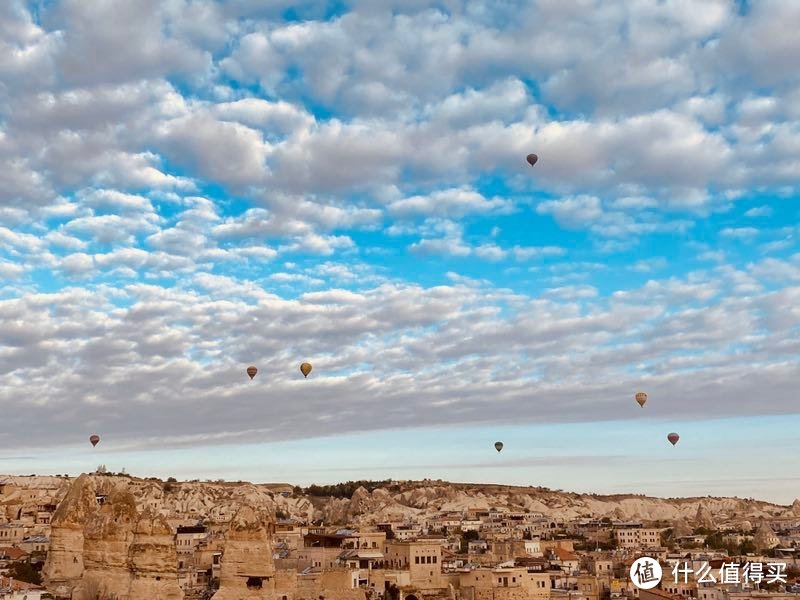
[295,481,800,527]
[3,474,799,527]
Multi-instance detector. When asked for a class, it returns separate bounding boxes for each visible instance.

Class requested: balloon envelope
[526,153,538,166]
[494,441,503,452]
[667,433,680,446]
[246,366,257,379]
[90,435,100,447]
[635,392,647,407]
[300,362,312,378]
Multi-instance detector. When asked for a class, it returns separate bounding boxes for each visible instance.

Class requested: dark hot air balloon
[494,441,503,452]
[526,153,538,167]
[90,435,100,447]
[246,366,257,380]
[300,362,312,378]
[635,392,647,407]
[667,432,680,446]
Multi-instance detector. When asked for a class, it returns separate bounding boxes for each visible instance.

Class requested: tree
[10,561,42,585]
[739,539,757,555]
[660,529,674,547]
[304,480,392,498]
[703,532,724,549]
[463,530,480,541]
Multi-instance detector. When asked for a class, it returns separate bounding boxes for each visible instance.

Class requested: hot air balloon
[300,362,312,378]
[246,366,257,380]
[667,433,680,446]
[526,153,538,167]
[90,435,100,447]
[635,392,647,407]
[494,442,503,452]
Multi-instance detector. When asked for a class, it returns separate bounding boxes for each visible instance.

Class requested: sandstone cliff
[127,510,184,599]
[43,474,184,600]
[212,504,276,600]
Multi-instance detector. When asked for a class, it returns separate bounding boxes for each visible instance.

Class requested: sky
[0,0,799,504]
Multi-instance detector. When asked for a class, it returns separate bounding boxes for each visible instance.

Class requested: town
[1,474,799,600]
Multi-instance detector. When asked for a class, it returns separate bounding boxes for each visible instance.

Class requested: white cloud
[720,227,759,240]
[156,113,271,189]
[512,246,566,261]
[745,205,774,217]
[410,237,472,258]
[388,187,513,218]
[46,0,213,86]
[537,195,603,229]
[631,258,668,273]
[212,98,315,134]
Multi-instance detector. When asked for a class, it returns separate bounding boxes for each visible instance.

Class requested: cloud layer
[0,0,798,464]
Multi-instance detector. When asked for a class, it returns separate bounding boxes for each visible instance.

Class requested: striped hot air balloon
[635,392,647,407]
[246,366,257,380]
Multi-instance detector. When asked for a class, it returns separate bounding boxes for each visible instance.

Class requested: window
[415,556,420,564]
[246,577,263,590]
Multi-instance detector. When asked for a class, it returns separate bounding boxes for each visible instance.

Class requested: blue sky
[1,0,799,503]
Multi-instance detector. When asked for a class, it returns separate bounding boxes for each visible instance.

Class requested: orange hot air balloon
[494,441,504,453]
[526,153,538,167]
[300,362,312,378]
[246,366,257,380]
[635,392,647,407]
[90,435,100,447]
[667,432,680,446]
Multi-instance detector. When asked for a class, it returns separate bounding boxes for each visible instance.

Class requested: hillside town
[1,475,800,600]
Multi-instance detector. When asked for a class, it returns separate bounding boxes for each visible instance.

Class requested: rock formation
[127,510,184,599]
[80,484,138,598]
[42,475,95,599]
[43,474,184,600]
[669,519,692,541]
[212,504,277,600]
[754,522,780,551]
[695,502,715,529]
